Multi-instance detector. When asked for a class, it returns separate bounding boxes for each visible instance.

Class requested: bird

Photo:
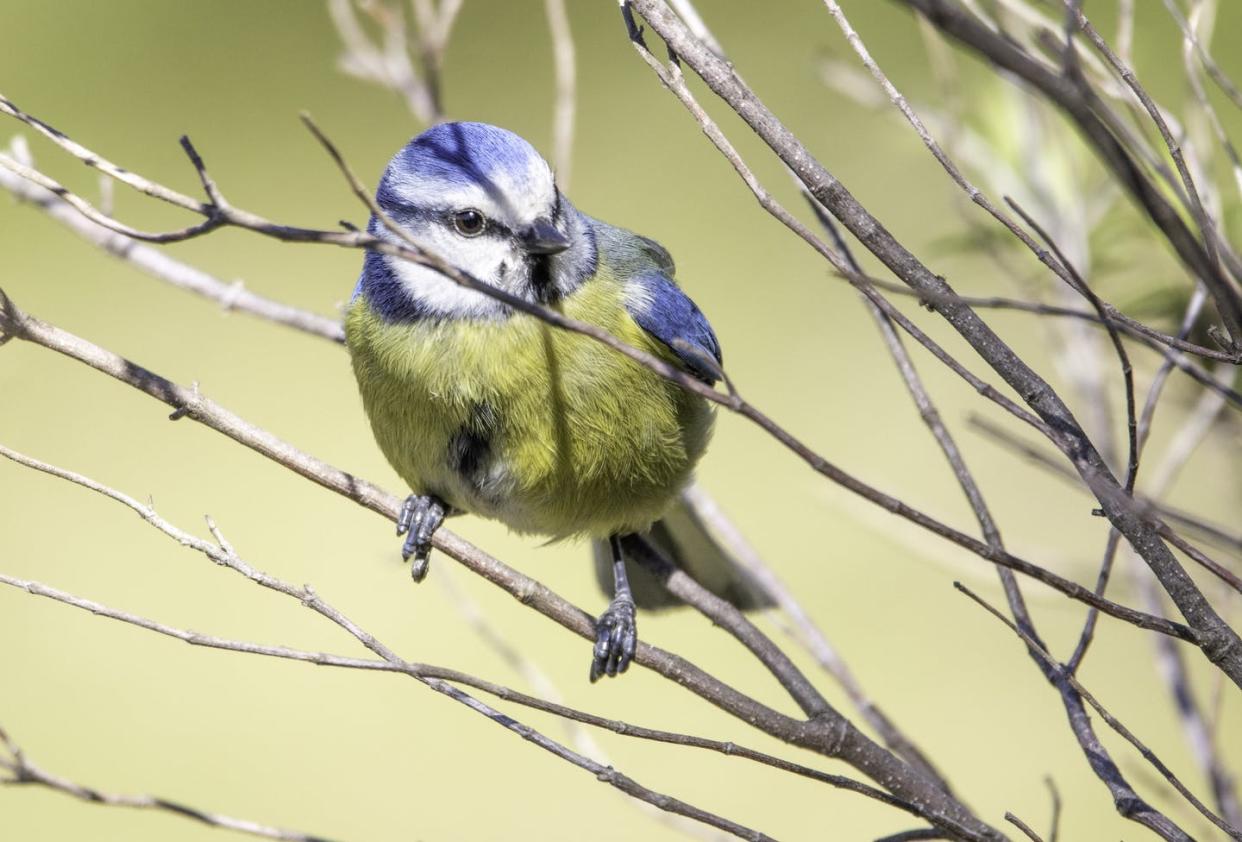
[345,122,769,681]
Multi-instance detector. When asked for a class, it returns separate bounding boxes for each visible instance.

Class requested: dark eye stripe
[375,195,518,242]
[377,196,437,221]
[464,214,512,241]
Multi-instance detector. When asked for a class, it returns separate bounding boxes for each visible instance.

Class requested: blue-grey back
[586,215,677,278]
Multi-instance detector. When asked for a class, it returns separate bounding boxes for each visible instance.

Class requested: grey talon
[396,494,446,579]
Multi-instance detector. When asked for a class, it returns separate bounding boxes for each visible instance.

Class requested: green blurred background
[2,1,1239,839]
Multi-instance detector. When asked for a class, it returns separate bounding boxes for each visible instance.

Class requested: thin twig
[1160,0,1242,111]
[0,102,1204,651]
[543,0,576,189]
[1158,505,1242,558]
[1044,777,1061,842]
[619,10,1054,440]
[1116,0,1134,67]
[1004,198,1138,497]
[328,0,443,124]
[0,726,335,842]
[957,582,1240,840]
[0,446,780,841]
[0,306,1008,841]
[967,415,1242,594]
[0,562,905,821]
[0,160,344,342]
[1004,198,1139,674]
[1061,1,1242,351]
[899,0,1242,355]
[0,149,221,242]
[0,102,1110,627]
[805,187,1055,788]
[874,830,945,842]
[409,0,463,121]
[1130,347,1242,828]
[624,0,1242,689]
[678,486,952,794]
[666,0,726,59]
[627,533,833,721]
[816,0,1098,333]
[1004,813,1044,842]
[0,287,1196,639]
[1170,0,1242,201]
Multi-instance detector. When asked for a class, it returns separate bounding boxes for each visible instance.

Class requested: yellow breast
[345,270,714,539]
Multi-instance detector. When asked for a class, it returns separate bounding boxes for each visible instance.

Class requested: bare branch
[628,533,834,720]
[667,0,726,59]
[1003,198,1139,673]
[0,148,221,242]
[875,830,946,842]
[329,0,438,124]
[957,583,1240,840]
[968,415,1242,595]
[817,0,1082,317]
[619,13,1055,439]
[1062,2,1242,350]
[0,555,907,827]
[0,726,335,842]
[0,295,1016,840]
[0,94,208,213]
[1003,813,1044,842]
[1132,343,1242,828]
[409,0,463,120]
[0,446,787,842]
[0,156,344,342]
[543,0,576,189]
[679,486,953,794]
[0,94,1193,653]
[897,0,1242,353]
[1162,0,1242,111]
[1044,777,1061,842]
[626,0,1242,689]
[1171,0,1242,201]
[3,285,1193,650]
[804,189,1055,800]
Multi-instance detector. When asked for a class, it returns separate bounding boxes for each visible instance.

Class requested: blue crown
[379,121,543,205]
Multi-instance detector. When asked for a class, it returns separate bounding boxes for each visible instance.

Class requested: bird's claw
[397,494,446,582]
[590,596,637,682]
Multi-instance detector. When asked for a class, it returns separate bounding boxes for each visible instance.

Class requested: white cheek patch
[387,227,517,319]
[391,261,499,319]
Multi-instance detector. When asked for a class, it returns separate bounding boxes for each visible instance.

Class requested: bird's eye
[452,209,486,237]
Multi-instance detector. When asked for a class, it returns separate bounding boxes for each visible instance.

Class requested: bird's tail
[592,493,775,611]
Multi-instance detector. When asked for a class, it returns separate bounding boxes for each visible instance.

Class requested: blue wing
[627,272,723,385]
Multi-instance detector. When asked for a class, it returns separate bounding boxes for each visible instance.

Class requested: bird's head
[361,122,596,320]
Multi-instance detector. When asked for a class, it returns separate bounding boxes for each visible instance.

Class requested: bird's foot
[590,595,637,682]
[396,494,446,582]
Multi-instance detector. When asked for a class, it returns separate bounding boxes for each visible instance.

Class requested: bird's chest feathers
[358,279,628,423]
[346,274,706,536]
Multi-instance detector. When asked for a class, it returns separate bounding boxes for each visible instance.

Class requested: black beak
[523,220,571,255]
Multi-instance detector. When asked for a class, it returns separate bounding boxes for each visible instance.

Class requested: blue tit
[346,122,769,681]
